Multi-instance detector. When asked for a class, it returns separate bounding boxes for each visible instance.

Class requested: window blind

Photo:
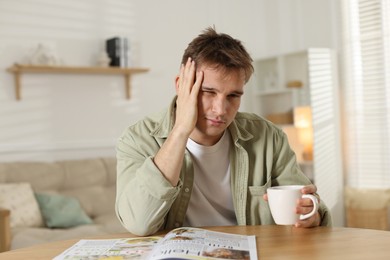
[342,0,390,188]
[309,49,342,212]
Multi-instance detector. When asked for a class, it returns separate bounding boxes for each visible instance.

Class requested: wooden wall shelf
[6,64,149,100]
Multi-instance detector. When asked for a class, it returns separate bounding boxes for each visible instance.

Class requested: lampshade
[294,106,313,161]
[294,106,312,128]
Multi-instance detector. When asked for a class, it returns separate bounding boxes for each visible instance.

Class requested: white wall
[0,0,339,162]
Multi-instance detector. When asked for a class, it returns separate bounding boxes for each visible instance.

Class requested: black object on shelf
[106,37,129,67]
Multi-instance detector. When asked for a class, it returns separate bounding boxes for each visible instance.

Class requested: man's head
[181,27,254,83]
[177,27,254,146]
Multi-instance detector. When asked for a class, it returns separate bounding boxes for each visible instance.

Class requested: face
[190,65,245,146]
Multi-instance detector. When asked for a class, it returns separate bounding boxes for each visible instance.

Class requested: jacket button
[184,187,190,193]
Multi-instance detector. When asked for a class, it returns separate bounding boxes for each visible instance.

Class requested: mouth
[207,118,226,126]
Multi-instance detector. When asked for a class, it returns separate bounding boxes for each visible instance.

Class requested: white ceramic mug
[267,185,319,225]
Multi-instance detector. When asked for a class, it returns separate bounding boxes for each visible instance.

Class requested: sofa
[0,157,128,252]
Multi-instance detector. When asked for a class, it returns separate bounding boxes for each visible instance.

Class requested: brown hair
[181,27,254,83]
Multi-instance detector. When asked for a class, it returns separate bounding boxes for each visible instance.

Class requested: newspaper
[53,227,258,260]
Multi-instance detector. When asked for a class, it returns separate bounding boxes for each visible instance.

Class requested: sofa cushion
[0,183,44,228]
[0,162,64,191]
[102,157,117,185]
[62,186,116,218]
[35,193,93,228]
[58,159,114,218]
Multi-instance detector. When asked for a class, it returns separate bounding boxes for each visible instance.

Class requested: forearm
[153,127,189,186]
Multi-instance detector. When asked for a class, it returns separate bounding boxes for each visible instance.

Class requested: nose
[212,96,227,116]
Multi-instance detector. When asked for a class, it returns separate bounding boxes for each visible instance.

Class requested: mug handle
[299,194,319,220]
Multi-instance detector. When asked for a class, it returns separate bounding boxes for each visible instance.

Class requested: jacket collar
[228,117,253,143]
[150,96,177,139]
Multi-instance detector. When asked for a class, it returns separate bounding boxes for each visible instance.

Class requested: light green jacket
[116,97,332,236]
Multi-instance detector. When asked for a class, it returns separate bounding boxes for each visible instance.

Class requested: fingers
[193,70,203,95]
[295,196,321,228]
[297,197,315,208]
[296,194,318,213]
[301,184,317,194]
[178,63,185,91]
[295,212,321,228]
[174,57,202,136]
[301,184,321,203]
[178,57,197,95]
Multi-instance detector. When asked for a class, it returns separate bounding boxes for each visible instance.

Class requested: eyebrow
[202,86,244,96]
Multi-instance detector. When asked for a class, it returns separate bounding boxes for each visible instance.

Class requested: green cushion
[35,193,93,228]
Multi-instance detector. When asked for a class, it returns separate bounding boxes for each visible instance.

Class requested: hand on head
[174,57,204,137]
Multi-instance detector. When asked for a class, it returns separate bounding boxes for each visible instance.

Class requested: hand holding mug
[265,184,321,227]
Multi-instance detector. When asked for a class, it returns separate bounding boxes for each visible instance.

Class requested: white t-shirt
[184,131,237,227]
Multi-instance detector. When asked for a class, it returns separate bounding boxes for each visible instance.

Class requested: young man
[115,27,332,236]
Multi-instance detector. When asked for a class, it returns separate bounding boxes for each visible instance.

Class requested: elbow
[126,224,157,237]
[115,189,170,236]
[116,210,160,237]
[121,218,161,236]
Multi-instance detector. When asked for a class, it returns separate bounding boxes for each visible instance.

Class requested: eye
[202,90,215,96]
[228,93,242,99]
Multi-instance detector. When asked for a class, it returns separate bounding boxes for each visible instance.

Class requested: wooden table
[1,225,390,259]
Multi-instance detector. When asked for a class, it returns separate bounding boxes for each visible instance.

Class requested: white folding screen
[341,0,390,188]
[309,48,344,226]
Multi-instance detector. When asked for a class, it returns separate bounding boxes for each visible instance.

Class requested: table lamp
[294,106,313,161]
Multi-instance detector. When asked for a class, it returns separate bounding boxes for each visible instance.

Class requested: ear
[174,75,180,94]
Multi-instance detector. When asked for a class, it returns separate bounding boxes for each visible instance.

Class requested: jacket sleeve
[115,128,182,236]
[271,129,333,227]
